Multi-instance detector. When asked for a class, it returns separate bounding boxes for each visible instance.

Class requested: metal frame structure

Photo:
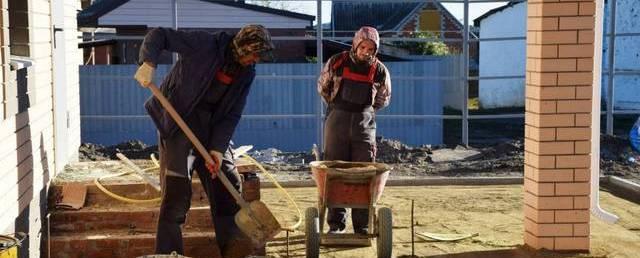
[603,0,640,134]
[81,0,639,146]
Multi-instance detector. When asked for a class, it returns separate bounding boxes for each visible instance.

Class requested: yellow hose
[95,152,302,233]
[238,154,302,232]
[93,155,161,204]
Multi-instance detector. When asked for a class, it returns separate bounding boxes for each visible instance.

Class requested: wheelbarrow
[305,161,393,258]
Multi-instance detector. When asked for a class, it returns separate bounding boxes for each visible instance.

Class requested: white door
[52,0,68,172]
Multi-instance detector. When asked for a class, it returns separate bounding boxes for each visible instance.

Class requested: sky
[441,2,508,23]
[249,1,507,25]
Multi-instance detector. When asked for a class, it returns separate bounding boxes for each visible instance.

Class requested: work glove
[206,150,223,178]
[134,62,155,87]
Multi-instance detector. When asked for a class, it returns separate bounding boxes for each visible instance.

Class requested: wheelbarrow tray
[309,161,391,247]
[309,160,391,208]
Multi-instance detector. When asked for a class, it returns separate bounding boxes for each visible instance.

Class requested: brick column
[524,0,596,251]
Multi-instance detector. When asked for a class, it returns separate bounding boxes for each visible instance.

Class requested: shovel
[146,83,281,245]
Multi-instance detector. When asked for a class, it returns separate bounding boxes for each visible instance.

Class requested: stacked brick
[524,0,596,251]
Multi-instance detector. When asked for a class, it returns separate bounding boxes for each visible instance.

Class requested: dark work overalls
[155,69,243,255]
[324,54,378,234]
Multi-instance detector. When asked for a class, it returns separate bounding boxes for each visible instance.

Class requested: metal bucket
[0,233,26,258]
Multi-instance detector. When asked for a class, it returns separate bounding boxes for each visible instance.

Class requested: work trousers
[323,107,376,234]
[155,130,242,255]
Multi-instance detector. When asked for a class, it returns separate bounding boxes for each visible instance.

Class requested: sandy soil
[53,160,640,257]
[260,185,640,258]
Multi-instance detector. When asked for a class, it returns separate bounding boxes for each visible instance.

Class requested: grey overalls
[324,53,378,234]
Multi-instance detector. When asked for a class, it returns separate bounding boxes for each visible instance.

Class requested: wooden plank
[0,100,53,142]
[0,183,38,234]
[0,141,33,182]
[0,168,35,217]
[0,200,21,232]
[31,12,51,29]
[30,0,51,14]
[0,116,53,172]
[235,157,260,173]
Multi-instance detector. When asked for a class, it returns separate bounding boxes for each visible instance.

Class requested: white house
[475,0,640,110]
[1,0,82,256]
[77,0,315,64]
[474,2,527,109]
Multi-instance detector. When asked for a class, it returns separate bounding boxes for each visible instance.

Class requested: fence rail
[79,0,640,147]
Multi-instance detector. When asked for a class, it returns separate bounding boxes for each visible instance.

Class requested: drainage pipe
[591,0,618,224]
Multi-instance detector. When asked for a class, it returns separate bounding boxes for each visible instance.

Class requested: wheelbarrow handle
[147,83,247,206]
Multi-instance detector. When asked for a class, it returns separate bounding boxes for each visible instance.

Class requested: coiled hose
[95,152,303,231]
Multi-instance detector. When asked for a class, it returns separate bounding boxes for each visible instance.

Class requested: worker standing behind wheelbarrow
[133,25,275,258]
[317,26,392,235]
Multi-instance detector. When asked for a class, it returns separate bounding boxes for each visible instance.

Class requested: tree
[394,31,450,56]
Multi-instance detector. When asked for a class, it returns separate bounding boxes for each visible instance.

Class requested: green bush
[394,31,451,56]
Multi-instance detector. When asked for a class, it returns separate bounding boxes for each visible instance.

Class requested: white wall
[478,0,640,110]
[478,2,527,109]
[0,0,82,256]
[99,0,311,29]
[61,0,83,165]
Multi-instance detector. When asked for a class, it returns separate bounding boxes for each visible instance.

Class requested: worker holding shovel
[317,26,392,235]
[134,24,275,257]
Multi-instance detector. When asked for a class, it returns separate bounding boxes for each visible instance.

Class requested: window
[8,0,29,57]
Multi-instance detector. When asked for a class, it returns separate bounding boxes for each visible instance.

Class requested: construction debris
[77,134,640,184]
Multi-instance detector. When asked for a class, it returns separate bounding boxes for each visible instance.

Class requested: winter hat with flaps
[350,26,380,65]
[232,24,275,62]
[352,26,380,54]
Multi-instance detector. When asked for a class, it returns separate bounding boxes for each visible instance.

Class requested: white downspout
[591,0,618,224]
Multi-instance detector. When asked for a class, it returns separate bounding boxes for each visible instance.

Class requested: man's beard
[357,54,373,63]
[350,50,374,65]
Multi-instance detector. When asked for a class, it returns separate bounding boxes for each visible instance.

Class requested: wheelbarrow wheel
[305,207,320,258]
[376,207,393,258]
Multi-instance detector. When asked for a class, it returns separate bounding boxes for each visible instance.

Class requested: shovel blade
[235,201,281,245]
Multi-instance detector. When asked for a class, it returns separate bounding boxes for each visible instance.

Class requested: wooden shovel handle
[147,83,246,206]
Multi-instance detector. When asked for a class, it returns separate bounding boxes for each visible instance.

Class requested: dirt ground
[57,151,640,257]
[77,133,640,185]
[68,117,640,257]
[260,185,640,258]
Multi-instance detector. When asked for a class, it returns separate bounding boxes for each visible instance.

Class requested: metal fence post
[172,0,178,63]
[606,0,617,135]
[462,0,470,146]
[316,0,324,150]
